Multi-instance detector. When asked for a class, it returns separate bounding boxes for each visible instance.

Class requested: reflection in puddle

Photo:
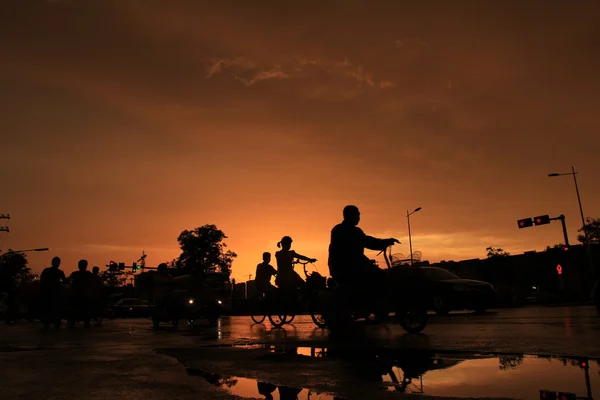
[413,356,599,400]
[186,368,342,399]
[234,344,600,400]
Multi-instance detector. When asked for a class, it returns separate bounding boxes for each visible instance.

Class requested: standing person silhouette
[68,259,94,328]
[40,256,67,329]
[274,236,316,291]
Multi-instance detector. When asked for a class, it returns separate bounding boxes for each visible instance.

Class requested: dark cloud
[1,0,598,279]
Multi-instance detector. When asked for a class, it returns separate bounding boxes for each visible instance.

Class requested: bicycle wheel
[268,314,287,328]
[250,294,267,324]
[284,315,295,323]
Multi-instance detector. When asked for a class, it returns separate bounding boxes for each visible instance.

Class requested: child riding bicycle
[255,252,277,295]
[275,236,317,293]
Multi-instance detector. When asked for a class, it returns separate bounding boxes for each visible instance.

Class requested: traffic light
[533,215,551,226]
[540,390,557,400]
[108,261,118,271]
[578,360,588,368]
[132,262,138,272]
[518,218,534,229]
[558,393,576,400]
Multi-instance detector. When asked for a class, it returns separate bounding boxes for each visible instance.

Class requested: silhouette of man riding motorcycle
[328,205,399,304]
[322,205,428,332]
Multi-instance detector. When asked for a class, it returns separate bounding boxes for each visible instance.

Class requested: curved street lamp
[407,207,422,265]
[548,166,594,277]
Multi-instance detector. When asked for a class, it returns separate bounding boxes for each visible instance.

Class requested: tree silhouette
[578,217,600,244]
[0,250,31,292]
[100,270,129,288]
[486,247,510,258]
[545,244,566,251]
[175,224,237,276]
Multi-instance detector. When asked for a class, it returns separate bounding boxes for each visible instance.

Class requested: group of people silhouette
[26,204,401,328]
[254,205,401,297]
[39,256,103,329]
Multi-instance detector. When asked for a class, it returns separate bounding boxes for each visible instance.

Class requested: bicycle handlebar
[292,259,315,279]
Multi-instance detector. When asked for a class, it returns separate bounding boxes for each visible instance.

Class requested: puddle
[230,345,600,399]
[186,367,342,399]
[399,355,600,400]
[231,344,329,357]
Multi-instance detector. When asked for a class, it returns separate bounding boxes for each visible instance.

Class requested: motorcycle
[152,289,224,328]
[319,244,429,334]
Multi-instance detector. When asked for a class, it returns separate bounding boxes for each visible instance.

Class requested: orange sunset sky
[1,0,599,282]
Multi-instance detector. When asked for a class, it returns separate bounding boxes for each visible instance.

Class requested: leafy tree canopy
[578,217,600,244]
[486,246,510,258]
[175,224,237,276]
[0,250,31,291]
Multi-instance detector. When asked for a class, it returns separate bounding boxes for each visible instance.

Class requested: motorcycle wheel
[308,297,327,328]
[396,308,428,334]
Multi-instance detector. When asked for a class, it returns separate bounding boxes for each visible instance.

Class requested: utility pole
[549,214,570,247]
[136,250,147,271]
[0,213,9,233]
[244,274,252,300]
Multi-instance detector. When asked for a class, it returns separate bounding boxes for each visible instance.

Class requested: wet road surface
[1,306,599,400]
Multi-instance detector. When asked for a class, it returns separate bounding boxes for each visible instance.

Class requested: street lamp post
[548,166,587,239]
[0,248,49,257]
[407,207,422,266]
[548,166,595,276]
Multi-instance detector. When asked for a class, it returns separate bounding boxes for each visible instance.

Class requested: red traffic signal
[540,390,557,400]
[579,360,588,368]
[558,392,576,400]
[534,215,551,226]
[518,218,534,229]
[108,260,118,271]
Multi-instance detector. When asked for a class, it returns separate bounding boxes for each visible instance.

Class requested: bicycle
[249,292,294,324]
[265,259,328,328]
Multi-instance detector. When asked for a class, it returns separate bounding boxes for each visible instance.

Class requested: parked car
[111,298,151,318]
[393,267,497,315]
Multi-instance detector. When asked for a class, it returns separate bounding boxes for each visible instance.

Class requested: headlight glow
[188,299,194,304]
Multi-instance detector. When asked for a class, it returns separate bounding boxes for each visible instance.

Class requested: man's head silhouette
[157,263,169,275]
[343,205,360,226]
[92,266,100,275]
[51,256,61,268]
[262,252,271,263]
[78,259,88,271]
